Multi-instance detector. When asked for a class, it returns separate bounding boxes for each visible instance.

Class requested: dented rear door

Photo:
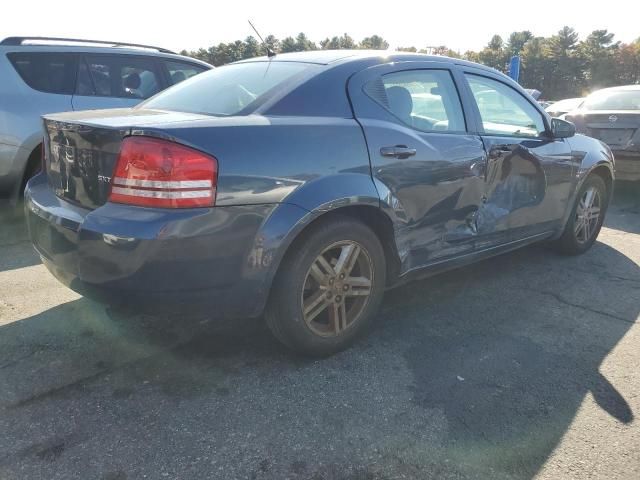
[348,61,488,268]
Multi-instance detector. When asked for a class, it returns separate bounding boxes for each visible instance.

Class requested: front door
[348,62,487,271]
[461,71,574,245]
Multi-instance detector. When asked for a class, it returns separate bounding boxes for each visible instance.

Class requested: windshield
[583,89,640,111]
[141,61,318,116]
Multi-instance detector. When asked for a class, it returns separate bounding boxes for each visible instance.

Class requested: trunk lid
[43,108,213,209]
[570,110,640,151]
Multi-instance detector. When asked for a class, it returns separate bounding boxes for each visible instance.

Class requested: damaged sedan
[25,50,614,356]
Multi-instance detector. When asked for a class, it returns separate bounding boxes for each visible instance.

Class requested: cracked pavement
[0,184,639,480]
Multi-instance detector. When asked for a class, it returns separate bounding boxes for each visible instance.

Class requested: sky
[3,0,638,54]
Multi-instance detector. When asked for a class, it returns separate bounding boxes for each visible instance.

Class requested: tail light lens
[109,136,218,208]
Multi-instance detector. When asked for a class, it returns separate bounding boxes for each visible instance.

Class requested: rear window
[7,52,77,94]
[142,61,317,116]
[583,89,640,111]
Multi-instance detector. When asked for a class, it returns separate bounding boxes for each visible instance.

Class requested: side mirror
[550,117,576,139]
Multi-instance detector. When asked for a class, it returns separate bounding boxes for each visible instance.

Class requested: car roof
[0,37,212,68]
[592,84,640,93]
[236,49,494,71]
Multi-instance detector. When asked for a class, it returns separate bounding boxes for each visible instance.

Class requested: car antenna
[248,20,276,58]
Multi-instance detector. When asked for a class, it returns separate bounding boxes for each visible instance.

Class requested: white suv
[0,36,211,201]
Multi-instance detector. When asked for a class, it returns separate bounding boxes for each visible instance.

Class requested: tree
[359,35,389,50]
[615,42,640,85]
[545,26,585,98]
[430,45,459,58]
[178,29,640,97]
[580,30,619,90]
[506,31,533,56]
[243,36,261,59]
[320,33,356,50]
[295,32,317,51]
[477,35,508,71]
[463,50,480,63]
[280,36,298,53]
[264,35,280,54]
[520,37,553,94]
[488,35,504,51]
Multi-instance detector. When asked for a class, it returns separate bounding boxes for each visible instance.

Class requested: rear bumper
[25,174,279,317]
[613,151,640,181]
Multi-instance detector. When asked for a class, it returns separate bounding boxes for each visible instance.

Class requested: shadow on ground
[0,201,40,272]
[0,232,637,478]
[607,181,640,234]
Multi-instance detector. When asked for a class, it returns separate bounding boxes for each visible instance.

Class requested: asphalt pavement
[0,185,639,480]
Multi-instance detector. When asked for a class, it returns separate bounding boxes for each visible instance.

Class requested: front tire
[553,174,608,255]
[265,217,386,356]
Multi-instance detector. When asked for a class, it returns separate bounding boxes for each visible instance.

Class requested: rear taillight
[109,136,218,208]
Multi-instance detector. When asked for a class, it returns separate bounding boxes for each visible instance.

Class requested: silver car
[0,36,211,201]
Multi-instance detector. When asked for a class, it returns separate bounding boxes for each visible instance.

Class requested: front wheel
[553,175,608,255]
[265,217,386,356]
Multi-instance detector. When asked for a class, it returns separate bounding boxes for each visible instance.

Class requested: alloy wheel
[301,241,374,337]
[574,186,602,244]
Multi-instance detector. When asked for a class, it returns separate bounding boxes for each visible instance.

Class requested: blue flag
[508,55,521,83]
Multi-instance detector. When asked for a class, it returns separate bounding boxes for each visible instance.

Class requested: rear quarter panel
[135,115,376,209]
[129,115,381,313]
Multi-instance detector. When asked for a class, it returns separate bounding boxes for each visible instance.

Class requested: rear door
[72,54,165,110]
[460,70,574,243]
[348,61,487,269]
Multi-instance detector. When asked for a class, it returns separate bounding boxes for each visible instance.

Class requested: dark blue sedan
[25,50,614,355]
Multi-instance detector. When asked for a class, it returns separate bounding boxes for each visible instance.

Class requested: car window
[466,74,545,137]
[365,69,466,132]
[583,89,640,111]
[164,60,207,85]
[7,52,77,94]
[77,55,161,99]
[142,61,317,116]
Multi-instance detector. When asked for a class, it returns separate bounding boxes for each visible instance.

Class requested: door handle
[489,144,515,159]
[380,145,417,159]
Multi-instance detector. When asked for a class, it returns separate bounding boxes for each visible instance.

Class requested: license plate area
[596,128,634,146]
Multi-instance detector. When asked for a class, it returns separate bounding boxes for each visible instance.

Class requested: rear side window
[7,52,77,94]
[164,60,207,85]
[365,69,466,133]
[142,62,317,116]
[76,55,161,99]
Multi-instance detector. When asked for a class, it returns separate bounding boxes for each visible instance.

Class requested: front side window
[77,55,161,99]
[7,52,77,94]
[142,61,317,116]
[366,69,466,132]
[164,60,207,85]
[466,74,546,137]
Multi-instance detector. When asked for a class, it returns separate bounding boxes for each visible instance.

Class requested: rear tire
[265,216,386,356]
[553,175,608,255]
